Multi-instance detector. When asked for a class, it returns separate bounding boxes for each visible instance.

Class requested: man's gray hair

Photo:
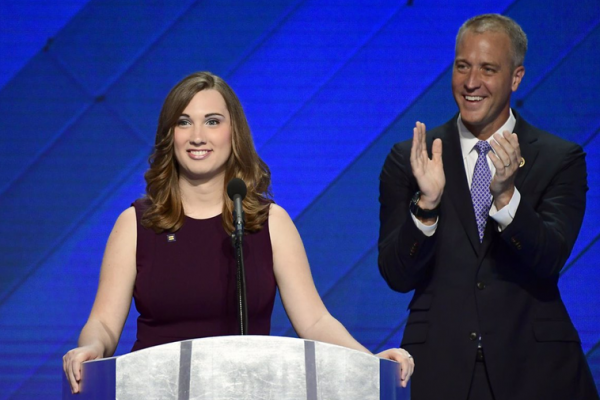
[456,14,528,69]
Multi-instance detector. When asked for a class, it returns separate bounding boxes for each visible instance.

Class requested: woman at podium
[62,72,414,394]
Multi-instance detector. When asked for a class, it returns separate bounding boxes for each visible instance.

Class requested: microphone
[226,178,248,335]
[227,178,247,236]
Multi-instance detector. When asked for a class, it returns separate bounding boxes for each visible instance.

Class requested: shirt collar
[457,109,517,158]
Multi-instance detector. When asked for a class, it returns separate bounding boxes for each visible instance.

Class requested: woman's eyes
[176,119,220,127]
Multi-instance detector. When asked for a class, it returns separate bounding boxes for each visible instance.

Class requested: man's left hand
[489,130,521,209]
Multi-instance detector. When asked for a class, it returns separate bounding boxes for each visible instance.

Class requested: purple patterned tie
[471,141,492,242]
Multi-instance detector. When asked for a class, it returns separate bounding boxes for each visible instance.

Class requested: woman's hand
[61,207,137,394]
[376,348,415,388]
[62,344,103,394]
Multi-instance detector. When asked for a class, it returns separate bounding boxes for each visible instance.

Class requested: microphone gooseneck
[227,178,248,335]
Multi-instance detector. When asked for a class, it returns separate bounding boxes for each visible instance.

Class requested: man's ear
[512,66,525,92]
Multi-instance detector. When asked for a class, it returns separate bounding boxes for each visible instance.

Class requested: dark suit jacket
[378,111,598,400]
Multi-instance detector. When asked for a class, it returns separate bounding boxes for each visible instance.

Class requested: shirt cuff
[411,213,438,237]
[490,188,521,231]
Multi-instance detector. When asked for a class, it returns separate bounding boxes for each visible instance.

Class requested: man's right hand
[410,121,445,212]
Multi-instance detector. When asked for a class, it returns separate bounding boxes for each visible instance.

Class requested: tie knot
[474,140,492,155]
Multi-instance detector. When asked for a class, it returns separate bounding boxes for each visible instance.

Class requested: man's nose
[464,69,481,89]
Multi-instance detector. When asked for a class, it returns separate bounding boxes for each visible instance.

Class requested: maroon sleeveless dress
[131,199,276,352]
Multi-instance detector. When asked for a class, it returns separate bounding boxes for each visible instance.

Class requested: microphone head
[227,178,247,201]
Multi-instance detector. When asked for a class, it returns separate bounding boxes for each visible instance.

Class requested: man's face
[452,30,524,138]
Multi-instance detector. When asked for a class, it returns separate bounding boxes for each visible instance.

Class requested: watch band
[409,191,439,219]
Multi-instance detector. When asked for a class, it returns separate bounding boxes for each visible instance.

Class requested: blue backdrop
[1,1,599,398]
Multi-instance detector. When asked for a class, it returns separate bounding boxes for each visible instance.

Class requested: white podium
[62,335,410,399]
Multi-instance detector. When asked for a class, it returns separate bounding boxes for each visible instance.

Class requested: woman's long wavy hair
[141,71,273,234]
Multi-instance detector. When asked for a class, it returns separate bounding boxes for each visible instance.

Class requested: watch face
[411,191,421,205]
[410,192,421,216]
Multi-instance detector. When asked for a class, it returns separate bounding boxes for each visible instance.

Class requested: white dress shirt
[413,110,521,236]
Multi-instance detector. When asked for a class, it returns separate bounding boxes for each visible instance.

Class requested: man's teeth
[465,96,483,101]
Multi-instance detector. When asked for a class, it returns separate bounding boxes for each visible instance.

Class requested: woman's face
[173,89,233,184]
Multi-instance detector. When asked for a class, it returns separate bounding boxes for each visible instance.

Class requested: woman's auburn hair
[141,71,273,234]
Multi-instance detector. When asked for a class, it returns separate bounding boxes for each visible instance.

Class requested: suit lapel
[436,117,482,255]
[513,111,540,190]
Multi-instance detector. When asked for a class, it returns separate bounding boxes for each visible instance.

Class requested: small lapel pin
[167,233,176,242]
[519,157,525,168]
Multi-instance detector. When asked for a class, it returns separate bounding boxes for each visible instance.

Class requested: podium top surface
[64,336,409,400]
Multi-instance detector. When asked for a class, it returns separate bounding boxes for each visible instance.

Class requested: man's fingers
[411,125,420,160]
[506,132,521,165]
[489,131,522,178]
[413,122,431,154]
[418,121,426,139]
[419,123,427,153]
[492,132,521,166]
[413,122,425,152]
[411,122,428,171]
[432,138,443,162]
[490,136,510,168]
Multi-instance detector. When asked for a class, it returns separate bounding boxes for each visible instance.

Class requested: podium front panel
[64,336,409,399]
[116,341,182,399]
[314,340,380,400]
[189,336,308,399]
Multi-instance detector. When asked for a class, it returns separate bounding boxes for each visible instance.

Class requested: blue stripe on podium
[304,340,318,400]
[178,341,192,400]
